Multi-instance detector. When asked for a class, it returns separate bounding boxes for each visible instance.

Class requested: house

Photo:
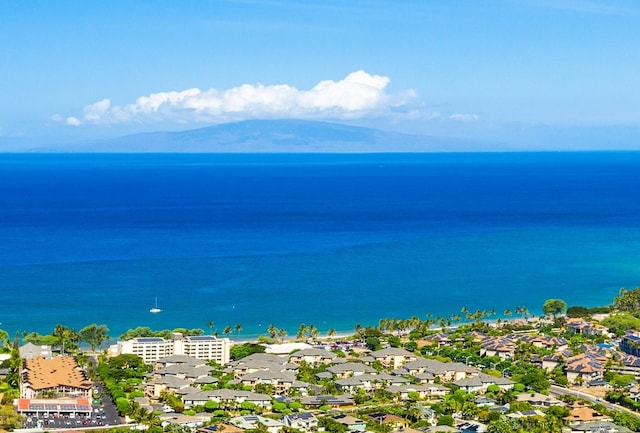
[566,319,609,336]
[226,353,297,379]
[327,362,377,378]
[336,373,408,393]
[289,348,337,366]
[564,402,611,425]
[237,369,310,396]
[541,352,567,372]
[518,335,568,351]
[568,421,633,433]
[198,424,244,433]
[479,337,515,360]
[333,414,367,431]
[281,412,318,432]
[369,348,417,369]
[19,343,53,360]
[368,413,406,429]
[452,373,514,393]
[396,358,477,383]
[385,384,450,400]
[230,415,284,433]
[153,363,213,381]
[155,354,209,369]
[515,392,564,408]
[159,413,206,429]
[146,375,194,398]
[565,352,607,384]
[182,389,272,410]
[300,394,354,408]
[507,410,545,419]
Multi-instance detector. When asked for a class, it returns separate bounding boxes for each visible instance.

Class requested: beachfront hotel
[111,333,231,365]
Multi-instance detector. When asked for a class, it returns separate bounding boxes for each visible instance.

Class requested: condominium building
[20,356,92,399]
[620,333,640,357]
[113,333,231,365]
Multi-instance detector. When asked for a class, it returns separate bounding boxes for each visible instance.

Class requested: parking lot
[21,402,121,430]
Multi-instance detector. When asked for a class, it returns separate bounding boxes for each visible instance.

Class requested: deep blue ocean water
[1,152,640,340]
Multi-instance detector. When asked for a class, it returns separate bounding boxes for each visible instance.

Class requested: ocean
[1,152,640,340]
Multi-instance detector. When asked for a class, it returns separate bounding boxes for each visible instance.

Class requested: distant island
[35,119,492,153]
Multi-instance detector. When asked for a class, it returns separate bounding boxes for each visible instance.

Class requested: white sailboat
[150,298,162,314]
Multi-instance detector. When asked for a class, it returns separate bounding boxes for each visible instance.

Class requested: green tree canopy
[437,414,454,426]
[543,299,567,319]
[79,323,110,351]
[601,313,640,336]
[231,343,266,360]
[614,287,640,312]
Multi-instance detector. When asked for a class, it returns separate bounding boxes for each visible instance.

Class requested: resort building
[20,356,92,399]
[369,348,417,369]
[112,333,231,365]
[620,332,640,357]
[288,348,337,366]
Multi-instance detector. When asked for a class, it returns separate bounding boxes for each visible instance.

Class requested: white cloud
[61,71,415,126]
[449,113,480,122]
[66,117,81,126]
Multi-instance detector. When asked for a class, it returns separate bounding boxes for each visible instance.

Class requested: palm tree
[296,323,307,341]
[328,328,337,340]
[472,309,485,326]
[378,318,389,332]
[410,316,421,330]
[307,324,319,341]
[234,323,243,335]
[52,324,79,354]
[515,306,530,319]
[404,402,423,423]
[354,323,363,340]
[208,321,215,335]
[423,313,435,331]
[267,324,277,339]
[223,326,232,337]
[133,406,158,431]
[277,328,287,343]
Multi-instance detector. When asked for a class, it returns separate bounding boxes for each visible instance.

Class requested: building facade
[113,333,231,365]
[620,333,640,357]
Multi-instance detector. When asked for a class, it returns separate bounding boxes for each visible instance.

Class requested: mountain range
[67,119,487,153]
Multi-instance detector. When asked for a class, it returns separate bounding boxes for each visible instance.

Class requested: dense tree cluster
[613,286,640,313]
[119,326,204,340]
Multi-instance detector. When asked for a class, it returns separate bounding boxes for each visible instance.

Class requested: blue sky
[1,0,639,150]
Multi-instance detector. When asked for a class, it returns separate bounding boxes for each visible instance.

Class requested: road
[549,384,637,415]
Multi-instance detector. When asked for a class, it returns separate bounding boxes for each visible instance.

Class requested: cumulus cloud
[61,70,416,126]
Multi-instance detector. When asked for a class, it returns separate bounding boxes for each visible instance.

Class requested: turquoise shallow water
[1,152,639,339]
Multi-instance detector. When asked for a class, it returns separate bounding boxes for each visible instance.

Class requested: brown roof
[23,356,92,391]
[565,406,609,423]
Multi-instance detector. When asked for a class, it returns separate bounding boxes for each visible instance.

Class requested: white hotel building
[112,333,231,365]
